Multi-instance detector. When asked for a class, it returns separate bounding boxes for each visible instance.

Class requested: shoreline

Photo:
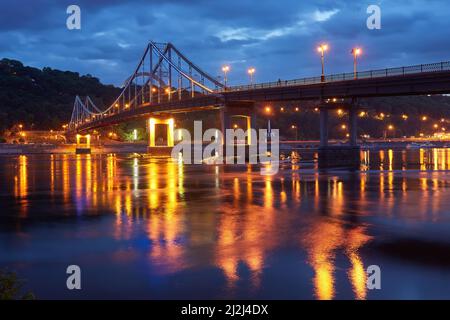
[1,139,450,155]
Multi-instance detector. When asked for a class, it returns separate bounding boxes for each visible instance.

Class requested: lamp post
[384,124,395,139]
[291,125,298,141]
[247,67,255,85]
[351,48,362,79]
[222,65,230,88]
[317,44,328,82]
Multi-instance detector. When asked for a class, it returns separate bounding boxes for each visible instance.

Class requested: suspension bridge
[67,41,450,163]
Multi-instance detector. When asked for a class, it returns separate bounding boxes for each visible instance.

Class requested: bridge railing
[225,61,450,92]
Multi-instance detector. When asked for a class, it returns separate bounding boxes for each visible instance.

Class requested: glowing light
[76,134,91,147]
[280,107,284,112]
[295,107,299,112]
[402,114,408,120]
[152,87,157,92]
[317,44,328,53]
[265,106,271,113]
[388,125,394,130]
[247,67,255,75]
[422,116,428,121]
[434,124,439,129]
[341,124,347,130]
[222,65,230,73]
[337,109,343,115]
[133,129,138,141]
[149,118,156,147]
[233,124,238,129]
[125,103,129,108]
[352,48,362,56]
[359,111,366,117]
[148,117,174,147]
[167,118,174,147]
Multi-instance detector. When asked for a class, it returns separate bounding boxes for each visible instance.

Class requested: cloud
[0,0,449,86]
[313,9,340,22]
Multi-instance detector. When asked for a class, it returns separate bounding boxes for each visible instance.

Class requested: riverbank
[1,139,450,155]
[0,143,148,155]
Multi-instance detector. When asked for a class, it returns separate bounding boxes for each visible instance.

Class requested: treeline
[0,58,121,132]
[254,95,450,140]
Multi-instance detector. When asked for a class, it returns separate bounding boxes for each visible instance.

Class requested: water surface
[1,148,450,299]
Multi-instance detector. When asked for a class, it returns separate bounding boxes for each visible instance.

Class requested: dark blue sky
[1,0,449,86]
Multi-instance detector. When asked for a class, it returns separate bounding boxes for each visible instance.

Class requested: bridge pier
[349,104,358,146]
[319,109,329,147]
[75,134,91,154]
[219,101,257,160]
[318,99,361,169]
[147,116,174,156]
[220,101,256,145]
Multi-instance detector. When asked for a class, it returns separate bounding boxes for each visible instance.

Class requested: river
[0,148,449,299]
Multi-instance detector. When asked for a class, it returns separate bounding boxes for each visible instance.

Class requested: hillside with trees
[0,58,121,132]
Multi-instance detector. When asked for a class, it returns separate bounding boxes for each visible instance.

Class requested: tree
[0,269,35,300]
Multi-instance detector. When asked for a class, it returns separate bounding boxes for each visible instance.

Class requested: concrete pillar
[349,106,357,146]
[245,115,257,145]
[319,109,329,147]
[219,109,231,141]
[75,133,91,154]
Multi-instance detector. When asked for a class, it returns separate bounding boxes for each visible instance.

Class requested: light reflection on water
[1,148,450,299]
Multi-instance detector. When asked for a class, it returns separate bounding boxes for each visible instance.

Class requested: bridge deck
[70,61,450,133]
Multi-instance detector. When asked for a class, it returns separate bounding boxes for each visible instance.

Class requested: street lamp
[222,65,230,88]
[247,67,255,85]
[384,125,395,139]
[351,47,362,79]
[291,125,298,141]
[317,44,328,82]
